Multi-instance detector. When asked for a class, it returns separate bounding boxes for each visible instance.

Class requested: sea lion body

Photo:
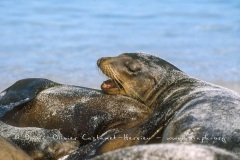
[161,82,240,149]
[0,78,151,159]
[92,144,239,160]
[83,52,240,158]
[0,79,80,159]
[2,80,151,144]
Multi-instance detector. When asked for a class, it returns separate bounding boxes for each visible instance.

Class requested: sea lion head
[98,52,182,105]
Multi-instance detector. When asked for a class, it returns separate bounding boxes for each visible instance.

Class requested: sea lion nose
[97,58,103,67]
[97,57,111,67]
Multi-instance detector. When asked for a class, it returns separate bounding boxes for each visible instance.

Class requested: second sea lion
[0,78,151,159]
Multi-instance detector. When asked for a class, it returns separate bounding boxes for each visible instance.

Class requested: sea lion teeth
[101,79,116,89]
[100,78,125,95]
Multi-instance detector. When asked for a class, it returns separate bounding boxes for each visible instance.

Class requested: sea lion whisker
[112,71,146,102]
[101,64,146,102]
[98,68,109,79]
[107,68,126,91]
[109,68,123,89]
[101,66,124,91]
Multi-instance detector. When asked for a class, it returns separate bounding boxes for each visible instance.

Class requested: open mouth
[98,61,124,94]
[101,78,124,94]
[101,79,123,90]
[101,79,116,89]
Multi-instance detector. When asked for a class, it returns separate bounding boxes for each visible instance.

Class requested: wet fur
[89,52,240,159]
[0,78,151,159]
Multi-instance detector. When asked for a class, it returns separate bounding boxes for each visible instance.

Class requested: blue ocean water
[0,0,240,91]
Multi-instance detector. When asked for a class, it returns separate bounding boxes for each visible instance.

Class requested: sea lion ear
[124,61,141,73]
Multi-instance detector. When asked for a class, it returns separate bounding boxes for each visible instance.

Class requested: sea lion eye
[125,61,141,73]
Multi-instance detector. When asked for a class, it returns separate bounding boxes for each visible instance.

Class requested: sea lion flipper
[0,78,59,117]
[0,121,79,159]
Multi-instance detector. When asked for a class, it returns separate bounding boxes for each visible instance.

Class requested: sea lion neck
[145,69,191,109]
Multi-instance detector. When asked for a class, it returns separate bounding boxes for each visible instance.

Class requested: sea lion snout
[97,58,103,67]
[97,57,113,67]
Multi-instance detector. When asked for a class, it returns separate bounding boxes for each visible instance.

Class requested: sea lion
[0,121,78,160]
[0,79,79,160]
[92,144,239,160]
[66,52,240,159]
[0,78,151,159]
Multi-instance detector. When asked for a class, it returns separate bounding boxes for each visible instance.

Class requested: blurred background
[0,0,239,93]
